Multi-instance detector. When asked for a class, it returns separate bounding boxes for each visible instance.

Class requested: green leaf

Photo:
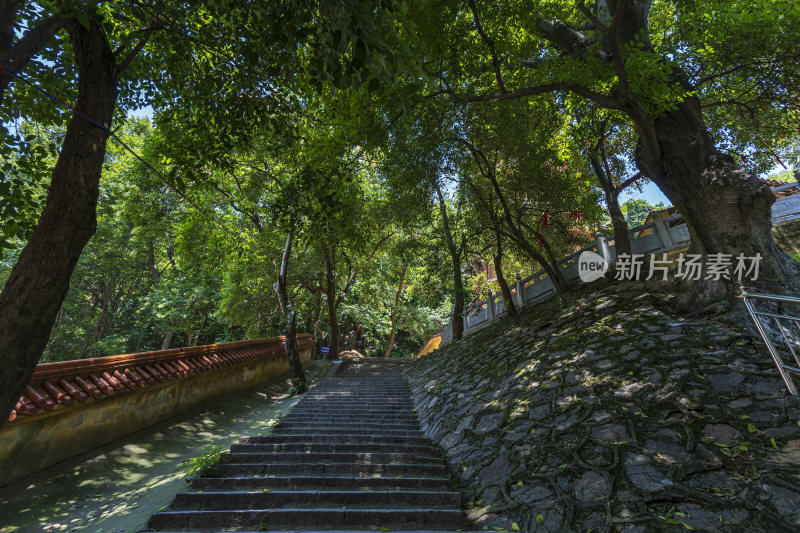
[536,514,544,524]
[511,523,520,531]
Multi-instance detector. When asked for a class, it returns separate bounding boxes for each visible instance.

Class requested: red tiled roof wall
[7,334,315,423]
[762,178,800,197]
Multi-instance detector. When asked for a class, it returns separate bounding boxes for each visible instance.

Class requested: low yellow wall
[0,347,311,485]
[416,334,442,357]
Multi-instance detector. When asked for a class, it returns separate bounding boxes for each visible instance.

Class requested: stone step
[209,461,447,477]
[190,475,453,491]
[268,428,426,437]
[298,396,413,400]
[287,407,417,414]
[173,489,461,509]
[229,443,437,454]
[287,413,417,417]
[190,474,452,491]
[280,417,419,425]
[219,452,442,464]
[148,508,464,529]
[240,434,434,446]
[294,404,414,410]
[288,408,417,415]
[144,359,466,532]
[154,529,461,532]
[275,423,421,432]
[297,400,414,406]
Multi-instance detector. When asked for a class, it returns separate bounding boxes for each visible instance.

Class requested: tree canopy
[2,0,800,424]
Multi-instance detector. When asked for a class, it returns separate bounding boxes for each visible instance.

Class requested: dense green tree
[399,0,800,305]
[621,198,666,228]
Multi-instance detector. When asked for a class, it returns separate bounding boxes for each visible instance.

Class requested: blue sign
[320,346,330,354]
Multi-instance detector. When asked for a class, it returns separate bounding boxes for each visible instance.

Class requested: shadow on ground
[0,360,337,533]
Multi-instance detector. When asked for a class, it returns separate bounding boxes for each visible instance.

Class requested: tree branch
[0,12,68,101]
[116,25,160,72]
[466,0,506,92]
[607,0,631,97]
[616,172,643,193]
[455,81,621,110]
[535,18,611,61]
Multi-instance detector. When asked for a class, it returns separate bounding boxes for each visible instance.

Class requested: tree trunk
[274,226,307,383]
[479,163,570,294]
[631,96,800,304]
[589,151,632,257]
[384,263,409,358]
[607,192,632,258]
[311,294,324,358]
[451,261,465,339]
[493,231,516,316]
[324,249,340,360]
[0,19,117,429]
[609,0,799,300]
[161,331,175,350]
[435,185,465,340]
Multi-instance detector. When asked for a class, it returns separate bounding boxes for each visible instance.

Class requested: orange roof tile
[7,335,315,423]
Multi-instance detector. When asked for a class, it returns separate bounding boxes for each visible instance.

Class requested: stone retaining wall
[404,283,800,532]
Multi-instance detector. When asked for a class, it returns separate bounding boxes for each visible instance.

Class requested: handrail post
[652,214,675,250]
[595,232,610,261]
[487,290,495,321]
[515,275,525,309]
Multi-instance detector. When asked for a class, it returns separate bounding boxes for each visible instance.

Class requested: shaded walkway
[0,360,337,533]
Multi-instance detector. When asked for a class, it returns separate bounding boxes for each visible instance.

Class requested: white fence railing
[441,182,800,344]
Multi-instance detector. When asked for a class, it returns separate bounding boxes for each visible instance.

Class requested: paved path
[0,360,338,533]
[146,359,467,531]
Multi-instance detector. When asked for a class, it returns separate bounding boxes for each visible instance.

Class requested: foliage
[181,445,227,481]
[621,199,667,228]
[3,0,800,369]
[287,379,309,396]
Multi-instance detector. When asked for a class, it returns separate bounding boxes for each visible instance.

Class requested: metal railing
[743,292,800,395]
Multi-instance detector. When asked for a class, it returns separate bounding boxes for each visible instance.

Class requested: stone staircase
[146,359,467,532]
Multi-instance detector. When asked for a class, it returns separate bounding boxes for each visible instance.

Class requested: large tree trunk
[384,263,409,358]
[632,95,800,305]
[493,231,516,316]
[609,0,799,300]
[274,226,307,383]
[0,20,118,429]
[324,249,340,360]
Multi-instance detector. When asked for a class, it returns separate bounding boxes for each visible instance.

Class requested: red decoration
[541,212,549,230]
[776,155,788,169]
[741,155,747,163]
